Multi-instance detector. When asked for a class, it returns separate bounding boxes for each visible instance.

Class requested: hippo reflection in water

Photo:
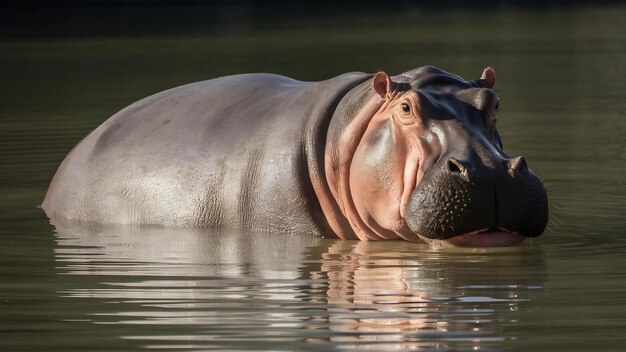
[42,66,548,247]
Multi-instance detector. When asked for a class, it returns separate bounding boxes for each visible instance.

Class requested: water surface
[1,5,625,351]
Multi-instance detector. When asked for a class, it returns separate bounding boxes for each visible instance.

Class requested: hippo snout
[496,157,549,239]
[405,155,548,243]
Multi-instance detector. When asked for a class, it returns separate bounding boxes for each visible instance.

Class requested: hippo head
[320,66,548,246]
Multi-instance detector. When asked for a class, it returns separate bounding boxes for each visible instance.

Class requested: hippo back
[43,72,371,232]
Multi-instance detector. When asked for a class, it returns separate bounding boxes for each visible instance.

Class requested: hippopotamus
[42,66,548,246]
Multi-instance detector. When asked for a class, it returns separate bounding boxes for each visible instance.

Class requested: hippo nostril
[509,156,528,172]
[447,157,466,174]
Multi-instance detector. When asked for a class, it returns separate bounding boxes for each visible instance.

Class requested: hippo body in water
[43,66,548,246]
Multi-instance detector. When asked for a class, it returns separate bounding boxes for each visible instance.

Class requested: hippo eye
[401,103,411,113]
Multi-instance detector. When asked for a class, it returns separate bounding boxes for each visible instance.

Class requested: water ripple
[50,226,548,351]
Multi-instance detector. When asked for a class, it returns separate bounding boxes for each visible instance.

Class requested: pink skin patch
[316,68,533,247]
[447,228,525,247]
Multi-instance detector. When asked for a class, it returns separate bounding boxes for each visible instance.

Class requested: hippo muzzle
[406,149,549,245]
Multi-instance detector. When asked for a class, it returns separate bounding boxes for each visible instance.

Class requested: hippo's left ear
[373,71,396,98]
[477,67,496,89]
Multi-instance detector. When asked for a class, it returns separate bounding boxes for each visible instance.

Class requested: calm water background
[1,4,625,351]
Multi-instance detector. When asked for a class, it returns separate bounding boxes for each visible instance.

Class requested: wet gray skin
[42,66,548,244]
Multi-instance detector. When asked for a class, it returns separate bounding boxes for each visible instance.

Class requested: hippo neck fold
[308,77,408,241]
[329,95,388,240]
[302,73,373,238]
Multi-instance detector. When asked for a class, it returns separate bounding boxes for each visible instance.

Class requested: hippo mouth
[446,228,525,247]
[404,155,548,247]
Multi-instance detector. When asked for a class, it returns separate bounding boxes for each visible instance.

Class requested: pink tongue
[448,229,525,247]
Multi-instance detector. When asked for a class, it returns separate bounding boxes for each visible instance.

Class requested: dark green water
[1,5,625,351]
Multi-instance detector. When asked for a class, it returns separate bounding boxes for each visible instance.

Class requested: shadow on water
[51,220,546,351]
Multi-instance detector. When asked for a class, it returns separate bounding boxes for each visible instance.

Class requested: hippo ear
[373,71,396,98]
[478,67,496,89]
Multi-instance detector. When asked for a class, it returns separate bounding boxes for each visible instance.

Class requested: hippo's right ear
[373,71,396,98]
[478,67,496,89]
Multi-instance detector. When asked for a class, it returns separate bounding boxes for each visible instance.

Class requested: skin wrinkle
[338,98,389,241]
[303,73,373,240]
[318,74,397,241]
[311,141,354,238]
[368,95,419,239]
[325,94,387,240]
[389,93,439,241]
[327,74,436,242]
[348,96,406,240]
[351,117,398,240]
[400,148,420,219]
